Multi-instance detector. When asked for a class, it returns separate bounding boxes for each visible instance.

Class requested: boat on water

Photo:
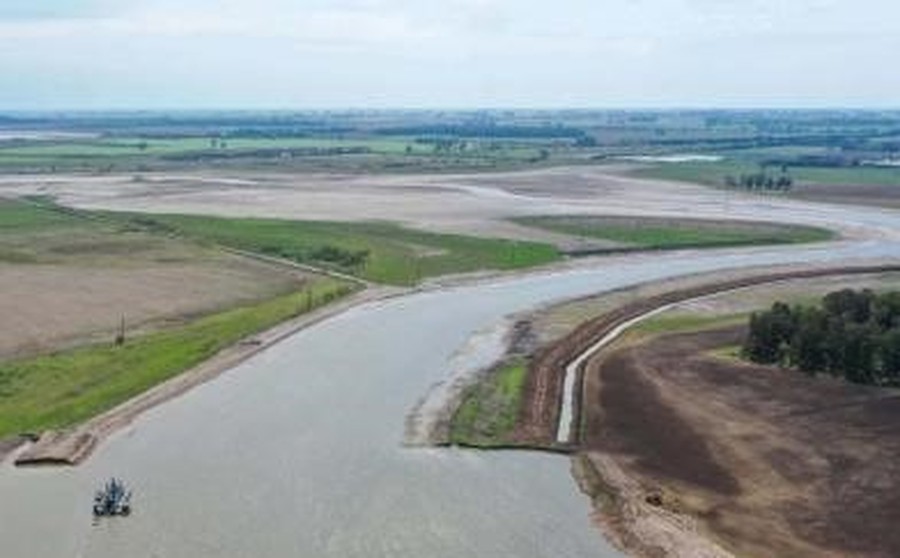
[93,478,132,517]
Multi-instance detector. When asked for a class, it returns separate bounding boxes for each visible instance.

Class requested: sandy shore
[572,453,735,558]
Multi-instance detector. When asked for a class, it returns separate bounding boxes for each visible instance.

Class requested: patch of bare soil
[0,255,307,361]
[582,325,900,558]
[0,435,27,463]
[793,183,900,209]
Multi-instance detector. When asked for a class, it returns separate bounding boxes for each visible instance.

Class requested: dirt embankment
[581,326,900,558]
[511,264,900,448]
[500,263,900,557]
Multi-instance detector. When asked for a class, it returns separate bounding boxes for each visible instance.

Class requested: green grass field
[120,213,561,285]
[0,135,548,173]
[0,136,419,157]
[0,198,215,265]
[513,215,834,251]
[629,313,744,336]
[0,197,92,232]
[0,278,353,438]
[449,359,528,447]
[632,160,900,188]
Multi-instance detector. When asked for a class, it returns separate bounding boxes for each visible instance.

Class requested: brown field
[0,196,313,361]
[793,182,900,209]
[0,257,307,360]
[581,326,900,558]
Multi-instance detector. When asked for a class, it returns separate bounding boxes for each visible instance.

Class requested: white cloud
[0,0,898,108]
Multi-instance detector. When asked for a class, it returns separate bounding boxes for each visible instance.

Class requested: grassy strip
[0,278,354,438]
[707,344,744,363]
[629,313,746,336]
[632,161,900,188]
[0,196,94,231]
[119,213,561,286]
[449,358,528,447]
[514,215,833,250]
[0,136,549,173]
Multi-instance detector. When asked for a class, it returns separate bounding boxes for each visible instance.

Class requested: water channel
[2,204,900,558]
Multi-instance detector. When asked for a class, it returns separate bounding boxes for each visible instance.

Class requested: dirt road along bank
[513,263,900,448]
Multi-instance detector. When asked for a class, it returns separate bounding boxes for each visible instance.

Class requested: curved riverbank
[4,236,900,557]
[494,264,900,557]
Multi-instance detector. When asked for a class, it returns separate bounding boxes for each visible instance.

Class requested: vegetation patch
[117,213,561,285]
[633,160,900,189]
[744,288,900,385]
[0,278,354,438]
[449,358,528,447]
[630,313,744,337]
[0,196,95,233]
[513,215,833,251]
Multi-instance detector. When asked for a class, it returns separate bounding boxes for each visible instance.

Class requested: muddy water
[2,239,900,557]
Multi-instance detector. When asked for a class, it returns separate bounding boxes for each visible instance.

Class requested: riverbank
[5,285,395,466]
[435,263,900,557]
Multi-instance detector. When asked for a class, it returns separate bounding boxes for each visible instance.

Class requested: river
[2,208,900,557]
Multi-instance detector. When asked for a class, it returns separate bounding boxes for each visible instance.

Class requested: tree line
[743,288,900,385]
[724,171,794,191]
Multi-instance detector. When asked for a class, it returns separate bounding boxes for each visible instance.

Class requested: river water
[2,209,900,557]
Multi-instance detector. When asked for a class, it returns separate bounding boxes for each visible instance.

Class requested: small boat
[93,478,132,517]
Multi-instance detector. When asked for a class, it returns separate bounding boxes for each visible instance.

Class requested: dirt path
[512,263,900,448]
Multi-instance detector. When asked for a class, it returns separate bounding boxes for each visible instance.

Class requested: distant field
[0,278,351,438]
[120,213,562,285]
[0,135,547,173]
[0,198,319,359]
[0,197,184,264]
[0,136,418,157]
[513,215,834,251]
[632,160,900,188]
[0,197,362,438]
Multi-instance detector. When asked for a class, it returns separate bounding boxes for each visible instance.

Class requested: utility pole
[115,315,126,346]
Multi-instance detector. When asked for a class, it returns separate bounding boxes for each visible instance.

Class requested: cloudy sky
[1,0,897,109]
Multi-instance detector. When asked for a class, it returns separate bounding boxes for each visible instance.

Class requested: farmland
[513,215,833,252]
[115,212,563,285]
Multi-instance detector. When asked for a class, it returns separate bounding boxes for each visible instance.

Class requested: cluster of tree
[162,146,370,161]
[743,289,900,386]
[425,139,474,153]
[724,172,794,191]
[375,123,589,140]
[762,155,859,168]
[259,244,369,270]
[209,137,229,149]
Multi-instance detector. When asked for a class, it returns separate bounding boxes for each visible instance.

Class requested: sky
[0,0,898,109]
